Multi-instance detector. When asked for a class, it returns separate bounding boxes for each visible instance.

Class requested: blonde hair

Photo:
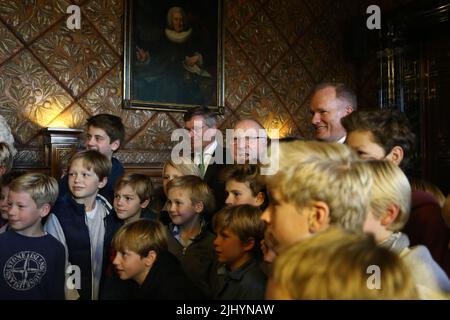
[114,173,153,203]
[0,142,13,173]
[9,173,59,208]
[213,205,265,258]
[112,219,167,257]
[367,160,411,231]
[265,140,358,175]
[266,160,373,232]
[166,175,215,215]
[271,227,417,299]
[163,156,201,177]
[409,178,445,207]
[68,150,111,180]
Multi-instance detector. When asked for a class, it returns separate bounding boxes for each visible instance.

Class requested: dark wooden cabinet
[378,1,450,194]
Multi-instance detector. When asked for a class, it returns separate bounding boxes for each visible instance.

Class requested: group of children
[0,110,449,300]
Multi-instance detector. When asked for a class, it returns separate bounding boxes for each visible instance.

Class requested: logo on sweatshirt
[3,251,47,291]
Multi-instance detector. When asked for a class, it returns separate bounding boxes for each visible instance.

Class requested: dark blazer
[203,145,232,215]
[132,251,205,300]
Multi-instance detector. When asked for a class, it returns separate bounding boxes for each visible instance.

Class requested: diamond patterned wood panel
[0,0,385,169]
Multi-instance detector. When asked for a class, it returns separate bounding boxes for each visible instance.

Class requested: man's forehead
[185,115,206,128]
[233,129,266,139]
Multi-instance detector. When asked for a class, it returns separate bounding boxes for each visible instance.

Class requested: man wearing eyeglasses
[232,119,269,164]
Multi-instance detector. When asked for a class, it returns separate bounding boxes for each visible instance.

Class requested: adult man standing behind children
[310,83,357,143]
[59,114,125,204]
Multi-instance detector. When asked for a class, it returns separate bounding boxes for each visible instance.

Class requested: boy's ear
[38,203,51,218]
[308,201,330,233]
[380,203,400,226]
[140,199,150,209]
[255,192,265,207]
[385,146,404,166]
[0,166,6,176]
[193,201,204,214]
[243,237,255,252]
[143,250,157,267]
[98,176,108,189]
[110,139,120,152]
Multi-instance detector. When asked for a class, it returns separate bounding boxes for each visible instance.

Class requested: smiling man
[310,83,357,143]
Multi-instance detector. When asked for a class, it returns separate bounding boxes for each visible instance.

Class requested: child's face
[225,179,262,207]
[0,185,9,220]
[167,187,200,226]
[214,227,251,270]
[85,126,120,159]
[162,164,182,196]
[346,130,386,161]
[68,159,106,203]
[7,190,47,236]
[261,190,313,253]
[114,185,148,221]
[113,249,149,285]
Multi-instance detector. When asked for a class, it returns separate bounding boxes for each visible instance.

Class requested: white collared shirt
[194,140,218,174]
[337,135,346,144]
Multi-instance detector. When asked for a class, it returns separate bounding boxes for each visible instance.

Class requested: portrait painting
[123,0,224,112]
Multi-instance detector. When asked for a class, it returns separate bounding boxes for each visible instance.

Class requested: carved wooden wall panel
[0,0,369,169]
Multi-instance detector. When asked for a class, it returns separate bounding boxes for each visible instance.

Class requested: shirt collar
[337,135,346,144]
[217,259,256,281]
[203,140,218,156]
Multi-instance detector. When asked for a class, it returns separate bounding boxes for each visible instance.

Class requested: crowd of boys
[0,82,449,300]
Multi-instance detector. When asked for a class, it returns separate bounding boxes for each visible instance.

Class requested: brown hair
[221,164,267,208]
[183,106,217,128]
[86,114,125,146]
[114,173,153,203]
[213,205,264,258]
[112,219,168,257]
[68,150,111,181]
[341,110,416,168]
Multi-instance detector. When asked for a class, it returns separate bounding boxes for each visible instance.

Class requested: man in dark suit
[183,107,229,213]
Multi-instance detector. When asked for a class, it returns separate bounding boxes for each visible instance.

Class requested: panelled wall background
[0,0,409,171]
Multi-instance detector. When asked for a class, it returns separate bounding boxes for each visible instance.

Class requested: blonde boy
[267,227,418,300]
[0,173,65,299]
[165,175,216,297]
[212,205,266,299]
[113,173,157,224]
[261,140,359,260]
[363,160,450,299]
[261,159,373,254]
[45,150,113,300]
[111,219,203,299]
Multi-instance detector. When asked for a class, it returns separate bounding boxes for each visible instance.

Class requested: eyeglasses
[232,136,262,144]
